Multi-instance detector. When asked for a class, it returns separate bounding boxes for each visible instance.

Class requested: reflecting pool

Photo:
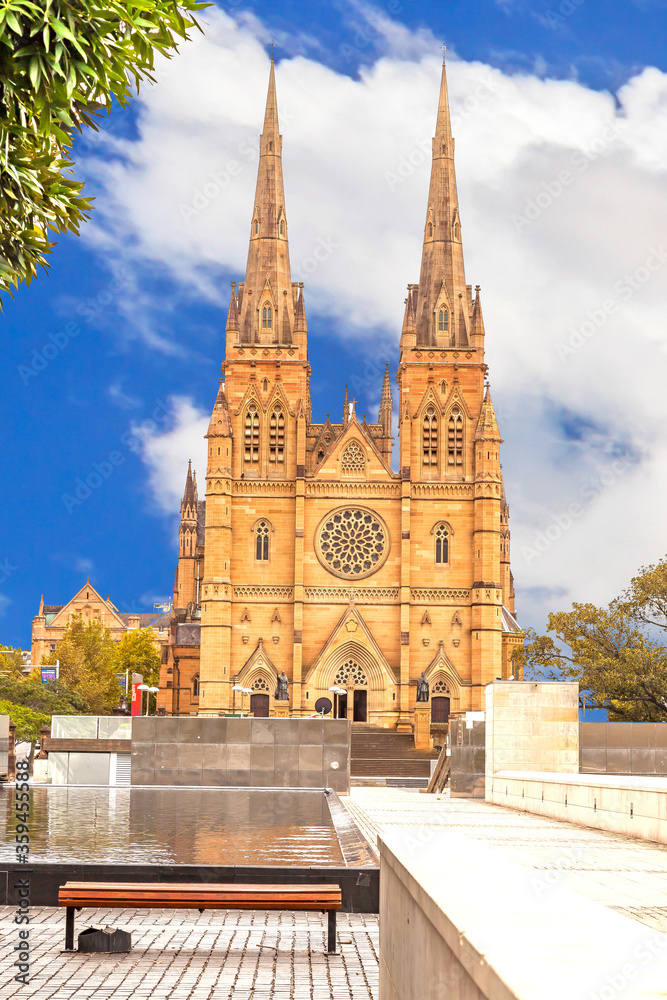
[0,786,343,866]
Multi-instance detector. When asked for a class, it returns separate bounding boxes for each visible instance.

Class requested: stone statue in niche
[275,671,289,701]
[416,672,430,702]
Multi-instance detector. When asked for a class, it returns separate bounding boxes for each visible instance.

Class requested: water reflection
[0,787,343,866]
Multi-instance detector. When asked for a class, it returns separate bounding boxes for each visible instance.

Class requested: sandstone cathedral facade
[157,58,523,728]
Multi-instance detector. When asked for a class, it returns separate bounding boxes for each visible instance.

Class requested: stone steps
[350,724,438,779]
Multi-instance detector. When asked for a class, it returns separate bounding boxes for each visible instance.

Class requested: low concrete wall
[485,682,579,788]
[581,722,667,774]
[131,717,350,793]
[379,828,667,1000]
[0,715,8,776]
[449,719,485,798]
[490,771,667,846]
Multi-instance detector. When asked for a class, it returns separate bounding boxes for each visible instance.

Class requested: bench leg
[327,910,337,954]
[65,907,75,951]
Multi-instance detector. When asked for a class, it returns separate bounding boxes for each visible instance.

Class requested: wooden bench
[58,881,343,954]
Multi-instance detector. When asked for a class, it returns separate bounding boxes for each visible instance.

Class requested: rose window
[315,506,389,580]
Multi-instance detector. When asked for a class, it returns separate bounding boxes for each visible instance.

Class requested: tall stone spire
[183,460,196,505]
[379,364,393,436]
[413,56,468,348]
[236,60,301,347]
[474,386,501,442]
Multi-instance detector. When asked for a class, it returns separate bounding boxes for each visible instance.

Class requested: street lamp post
[137,684,160,716]
[232,684,244,714]
[329,686,347,719]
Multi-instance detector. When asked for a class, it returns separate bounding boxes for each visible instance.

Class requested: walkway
[343,786,667,933]
[0,909,378,1000]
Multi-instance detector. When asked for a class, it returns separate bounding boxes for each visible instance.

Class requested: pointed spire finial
[183,460,196,504]
[408,51,467,348]
[379,364,393,434]
[236,59,299,349]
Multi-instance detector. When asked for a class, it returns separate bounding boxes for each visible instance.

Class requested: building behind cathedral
[158,57,523,727]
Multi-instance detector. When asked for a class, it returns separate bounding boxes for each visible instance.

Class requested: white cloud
[131,396,210,516]
[84,10,667,628]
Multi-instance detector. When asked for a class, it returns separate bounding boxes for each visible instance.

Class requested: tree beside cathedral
[52,614,120,715]
[160,57,523,727]
[520,557,667,721]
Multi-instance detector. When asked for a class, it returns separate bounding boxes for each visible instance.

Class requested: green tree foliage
[519,558,667,720]
[0,643,24,675]
[113,626,160,685]
[0,0,207,301]
[55,613,121,713]
[113,626,161,712]
[0,698,49,742]
[0,673,91,715]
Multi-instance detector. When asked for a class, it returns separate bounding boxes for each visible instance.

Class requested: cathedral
[157,57,523,728]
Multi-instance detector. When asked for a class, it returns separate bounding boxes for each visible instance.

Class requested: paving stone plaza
[2,788,666,999]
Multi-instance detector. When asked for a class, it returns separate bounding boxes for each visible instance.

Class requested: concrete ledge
[379,828,667,1000]
[490,771,667,845]
[0,863,378,913]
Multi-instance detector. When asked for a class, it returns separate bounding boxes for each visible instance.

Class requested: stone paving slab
[0,908,378,1000]
[343,787,667,933]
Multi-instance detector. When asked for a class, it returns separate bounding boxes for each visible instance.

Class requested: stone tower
[163,56,522,724]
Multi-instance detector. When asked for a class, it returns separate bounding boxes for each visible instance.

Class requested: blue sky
[3,0,667,653]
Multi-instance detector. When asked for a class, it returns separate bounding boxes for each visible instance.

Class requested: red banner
[131,673,143,716]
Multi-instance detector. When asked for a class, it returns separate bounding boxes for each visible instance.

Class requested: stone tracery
[316,507,389,580]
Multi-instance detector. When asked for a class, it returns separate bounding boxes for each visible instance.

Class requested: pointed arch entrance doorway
[333,659,368,722]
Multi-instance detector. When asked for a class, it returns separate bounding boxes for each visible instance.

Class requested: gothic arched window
[269,405,285,465]
[280,220,284,235]
[192,674,200,698]
[244,404,260,465]
[454,223,459,238]
[447,407,464,469]
[262,304,273,330]
[428,223,433,237]
[422,407,438,468]
[254,220,259,234]
[438,309,449,333]
[341,440,366,476]
[435,523,449,565]
[255,520,270,561]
